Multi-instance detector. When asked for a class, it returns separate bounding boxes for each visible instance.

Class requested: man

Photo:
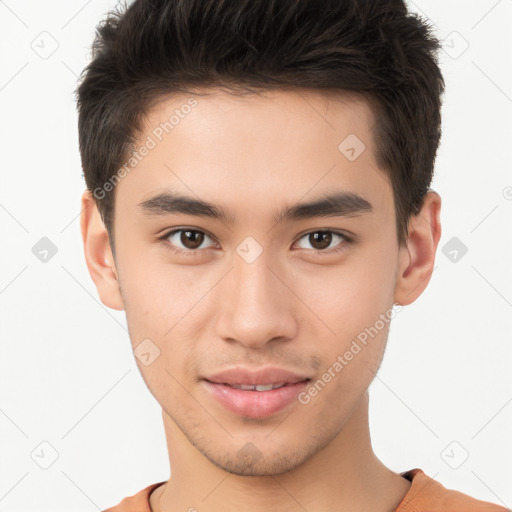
[76,0,508,510]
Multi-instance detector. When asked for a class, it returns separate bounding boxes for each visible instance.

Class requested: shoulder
[102,481,166,512]
[395,469,510,512]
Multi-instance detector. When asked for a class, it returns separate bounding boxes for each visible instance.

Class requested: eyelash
[158,227,353,256]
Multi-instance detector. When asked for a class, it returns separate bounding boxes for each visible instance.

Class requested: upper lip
[204,367,311,386]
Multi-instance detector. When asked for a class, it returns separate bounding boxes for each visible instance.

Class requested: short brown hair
[76,0,445,249]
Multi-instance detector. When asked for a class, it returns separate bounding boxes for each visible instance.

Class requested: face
[104,88,405,475]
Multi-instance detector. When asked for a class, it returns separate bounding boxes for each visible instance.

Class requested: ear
[394,189,442,306]
[80,190,125,311]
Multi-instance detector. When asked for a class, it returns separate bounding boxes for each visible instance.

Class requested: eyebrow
[138,190,373,224]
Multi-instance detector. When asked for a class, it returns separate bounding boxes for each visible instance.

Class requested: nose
[214,250,298,350]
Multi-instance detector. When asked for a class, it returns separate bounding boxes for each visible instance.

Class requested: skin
[81,88,442,511]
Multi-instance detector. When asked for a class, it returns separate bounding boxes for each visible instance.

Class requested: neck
[150,392,410,512]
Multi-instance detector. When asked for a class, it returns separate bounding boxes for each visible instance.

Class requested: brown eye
[310,232,332,250]
[165,229,216,252]
[295,230,348,252]
[180,230,204,249]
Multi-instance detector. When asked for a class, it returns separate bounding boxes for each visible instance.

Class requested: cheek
[118,260,211,391]
[119,254,202,338]
[292,245,396,391]
[120,269,202,405]
[294,256,395,342]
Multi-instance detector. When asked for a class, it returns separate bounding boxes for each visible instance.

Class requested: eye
[159,227,352,256]
[294,230,350,253]
[162,228,217,254]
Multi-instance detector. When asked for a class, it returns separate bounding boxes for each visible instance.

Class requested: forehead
[117,87,393,225]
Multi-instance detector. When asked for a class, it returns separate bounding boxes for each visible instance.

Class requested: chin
[199,440,321,477]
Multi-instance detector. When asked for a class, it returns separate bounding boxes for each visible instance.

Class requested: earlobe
[80,190,125,311]
[393,190,442,306]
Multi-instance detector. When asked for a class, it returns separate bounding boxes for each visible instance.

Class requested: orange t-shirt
[103,468,510,511]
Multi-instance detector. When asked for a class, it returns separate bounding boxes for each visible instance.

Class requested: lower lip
[203,380,309,419]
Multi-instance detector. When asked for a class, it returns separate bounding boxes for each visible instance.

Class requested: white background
[1,1,511,510]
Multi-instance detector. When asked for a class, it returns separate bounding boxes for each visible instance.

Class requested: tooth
[228,384,256,390]
[228,383,288,391]
[255,384,274,391]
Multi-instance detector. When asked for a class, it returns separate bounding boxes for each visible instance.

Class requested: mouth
[202,367,311,419]
[219,382,290,391]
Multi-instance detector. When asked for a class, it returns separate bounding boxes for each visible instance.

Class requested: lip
[202,367,311,419]
[204,367,311,386]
